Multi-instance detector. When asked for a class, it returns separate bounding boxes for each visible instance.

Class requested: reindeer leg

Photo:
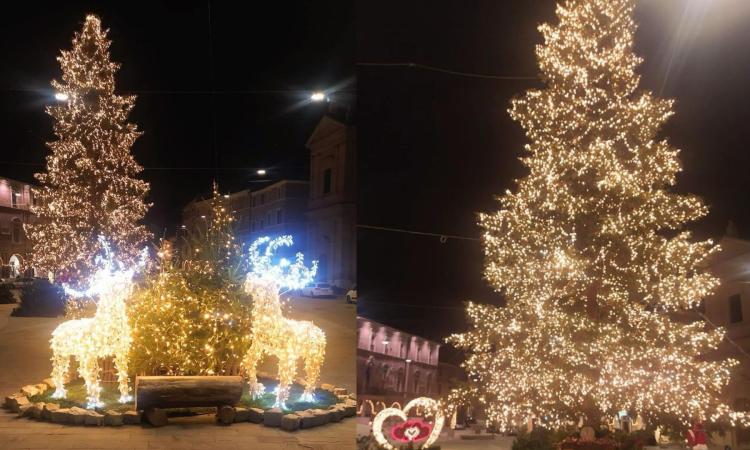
[275,350,297,409]
[301,334,326,402]
[242,341,265,399]
[78,353,102,408]
[113,352,131,403]
[50,344,69,399]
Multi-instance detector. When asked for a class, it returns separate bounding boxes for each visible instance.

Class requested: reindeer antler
[246,235,317,290]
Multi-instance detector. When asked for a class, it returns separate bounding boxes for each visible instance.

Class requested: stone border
[3,377,356,431]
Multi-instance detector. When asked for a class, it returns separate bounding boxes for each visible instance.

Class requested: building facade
[0,177,36,278]
[357,316,441,416]
[306,115,356,289]
[249,180,309,248]
[181,189,253,245]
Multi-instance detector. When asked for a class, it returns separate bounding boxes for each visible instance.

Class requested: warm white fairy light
[242,236,325,408]
[50,237,147,408]
[447,0,749,433]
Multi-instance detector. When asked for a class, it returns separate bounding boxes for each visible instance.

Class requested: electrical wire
[357,224,480,242]
[357,62,539,81]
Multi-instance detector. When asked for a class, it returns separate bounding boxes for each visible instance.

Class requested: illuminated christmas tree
[128,184,252,376]
[448,0,748,432]
[28,15,151,285]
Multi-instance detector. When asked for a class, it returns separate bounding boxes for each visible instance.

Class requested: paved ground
[0,295,356,450]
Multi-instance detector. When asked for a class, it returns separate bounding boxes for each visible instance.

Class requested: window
[260,219,264,229]
[729,294,743,324]
[323,168,332,195]
[276,209,282,224]
[252,197,256,207]
[11,219,22,244]
[11,189,18,208]
[260,194,265,205]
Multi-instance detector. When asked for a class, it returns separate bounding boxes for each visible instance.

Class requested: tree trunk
[135,376,243,411]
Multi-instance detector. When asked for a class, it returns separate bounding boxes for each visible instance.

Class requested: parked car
[346,287,357,304]
[301,282,334,297]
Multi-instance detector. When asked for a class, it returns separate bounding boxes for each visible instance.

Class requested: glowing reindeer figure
[243,236,326,408]
[50,238,147,408]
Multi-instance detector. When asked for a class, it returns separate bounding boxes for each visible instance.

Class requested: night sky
[356,0,750,362]
[0,1,354,236]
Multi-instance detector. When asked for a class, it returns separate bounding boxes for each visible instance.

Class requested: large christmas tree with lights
[448,0,748,432]
[128,184,252,376]
[28,15,150,285]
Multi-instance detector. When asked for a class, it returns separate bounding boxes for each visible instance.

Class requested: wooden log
[135,376,243,411]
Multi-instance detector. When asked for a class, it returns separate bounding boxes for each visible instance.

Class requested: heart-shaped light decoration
[372,397,444,449]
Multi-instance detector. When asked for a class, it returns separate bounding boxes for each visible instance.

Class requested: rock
[333,387,348,396]
[35,384,48,394]
[342,402,356,417]
[337,394,349,402]
[42,403,60,420]
[5,394,29,412]
[216,405,235,425]
[312,409,331,426]
[20,385,41,398]
[123,410,141,425]
[328,405,344,422]
[43,378,56,389]
[104,410,123,426]
[30,402,45,420]
[348,393,356,401]
[320,383,335,392]
[69,407,88,425]
[143,408,168,427]
[51,408,73,424]
[17,403,34,418]
[84,410,104,426]
[281,414,300,431]
[298,410,317,429]
[234,407,250,422]
[248,407,264,423]
[263,407,283,427]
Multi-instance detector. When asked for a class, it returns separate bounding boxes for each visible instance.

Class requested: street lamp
[310,91,326,102]
[54,92,69,101]
[257,169,267,176]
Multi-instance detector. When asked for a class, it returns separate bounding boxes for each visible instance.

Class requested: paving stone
[41,402,60,420]
[123,410,141,424]
[4,394,29,412]
[311,409,332,426]
[84,410,104,426]
[234,407,250,422]
[17,403,34,418]
[327,405,344,422]
[216,405,235,425]
[298,410,317,429]
[69,407,88,425]
[30,402,45,419]
[20,385,41,398]
[104,409,123,426]
[248,407,264,423]
[51,408,73,424]
[263,407,283,427]
[281,413,300,431]
[144,408,168,427]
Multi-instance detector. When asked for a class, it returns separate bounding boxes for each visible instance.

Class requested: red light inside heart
[391,419,433,442]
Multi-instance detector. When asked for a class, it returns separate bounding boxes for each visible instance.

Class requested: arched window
[11,218,22,244]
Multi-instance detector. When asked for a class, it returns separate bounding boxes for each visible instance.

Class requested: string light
[50,237,147,408]
[447,0,749,433]
[372,397,445,450]
[242,236,326,408]
[26,14,151,288]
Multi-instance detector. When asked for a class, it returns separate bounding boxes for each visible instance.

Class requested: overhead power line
[357,224,480,242]
[357,62,539,81]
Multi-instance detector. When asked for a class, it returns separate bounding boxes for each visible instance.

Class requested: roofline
[357,315,441,347]
[0,176,37,187]
[251,179,309,195]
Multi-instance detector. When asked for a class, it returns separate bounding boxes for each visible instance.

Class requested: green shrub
[0,283,15,304]
[513,428,557,450]
[12,280,66,317]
